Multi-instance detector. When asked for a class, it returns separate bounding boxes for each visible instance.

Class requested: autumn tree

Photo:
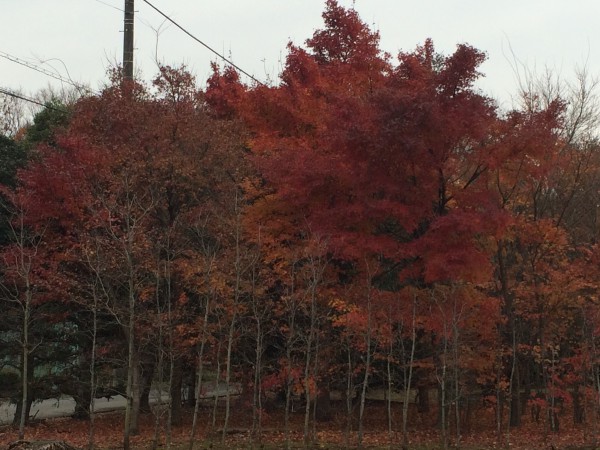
[6,66,248,448]
[0,99,77,436]
[4,2,599,448]
[487,65,600,438]
[205,3,592,448]
[208,0,511,436]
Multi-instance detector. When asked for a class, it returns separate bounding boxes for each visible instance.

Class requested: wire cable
[0,87,68,112]
[0,50,94,95]
[141,0,265,86]
[93,0,125,12]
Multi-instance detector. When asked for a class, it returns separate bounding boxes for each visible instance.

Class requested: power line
[0,87,68,113]
[94,0,124,12]
[0,50,94,95]
[140,0,264,86]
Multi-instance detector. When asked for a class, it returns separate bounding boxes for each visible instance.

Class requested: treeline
[2,2,600,449]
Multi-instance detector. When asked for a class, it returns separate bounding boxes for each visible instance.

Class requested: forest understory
[1,398,599,450]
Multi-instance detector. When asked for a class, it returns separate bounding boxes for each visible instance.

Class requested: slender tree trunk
[88,286,99,450]
[303,292,316,448]
[439,358,448,450]
[14,354,33,432]
[284,351,293,450]
[2,208,36,437]
[386,329,393,448]
[152,262,165,450]
[252,307,264,439]
[357,284,373,449]
[452,296,462,448]
[221,309,237,441]
[401,291,417,450]
[303,251,326,448]
[548,349,559,435]
[166,264,178,450]
[123,284,139,450]
[132,354,142,433]
[282,260,299,450]
[310,326,322,439]
[302,360,312,446]
[284,315,295,450]
[18,292,31,439]
[222,189,245,442]
[211,332,223,430]
[152,350,164,450]
[189,243,216,449]
[169,359,183,428]
[344,338,354,450]
[506,327,517,448]
[123,213,143,450]
[495,344,504,444]
[434,288,450,450]
[497,240,520,437]
[189,287,211,450]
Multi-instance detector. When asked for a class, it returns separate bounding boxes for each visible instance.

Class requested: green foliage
[0,100,69,245]
[0,134,26,187]
[0,135,26,245]
[21,99,70,150]
[0,369,19,397]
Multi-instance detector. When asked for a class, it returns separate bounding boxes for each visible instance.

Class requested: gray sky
[2,1,599,109]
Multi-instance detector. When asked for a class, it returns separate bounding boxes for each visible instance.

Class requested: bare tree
[0,91,28,137]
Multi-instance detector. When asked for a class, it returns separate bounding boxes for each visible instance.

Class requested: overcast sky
[2,0,599,110]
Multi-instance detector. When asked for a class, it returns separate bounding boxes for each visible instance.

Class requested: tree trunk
[438,382,448,450]
[186,363,196,408]
[139,360,155,414]
[344,339,355,449]
[88,287,99,450]
[315,386,332,422]
[170,359,183,426]
[14,351,33,433]
[72,379,92,420]
[123,345,141,450]
[509,364,521,427]
[131,359,141,435]
[303,311,315,448]
[17,289,33,439]
[221,310,237,442]
[252,311,264,438]
[401,292,418,450]
[357,289,373,450]
[188,287,211,450]
[573,384,584,424]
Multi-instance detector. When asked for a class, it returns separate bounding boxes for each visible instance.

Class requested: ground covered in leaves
[0,401,599,449]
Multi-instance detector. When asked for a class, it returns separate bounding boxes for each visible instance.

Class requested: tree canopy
[2,2,600,449]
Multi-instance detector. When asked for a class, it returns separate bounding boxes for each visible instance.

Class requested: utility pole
[123,0,134,80]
